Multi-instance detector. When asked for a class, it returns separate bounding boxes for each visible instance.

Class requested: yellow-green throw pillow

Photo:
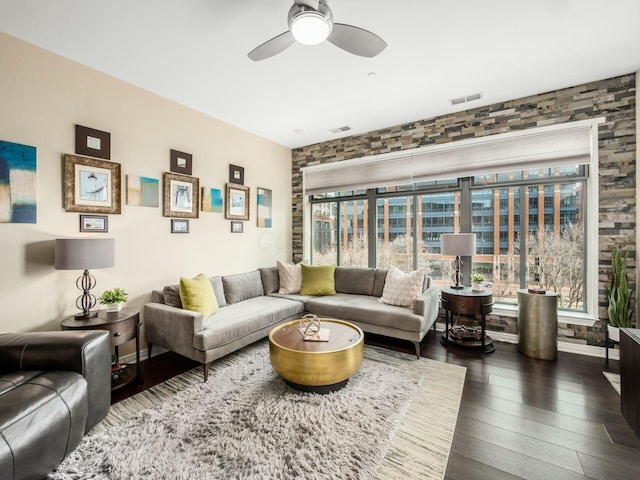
[300,264,336,295]
[179,273,219,317]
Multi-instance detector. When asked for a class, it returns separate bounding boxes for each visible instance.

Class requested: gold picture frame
[63,154,121,214]
[163,172,199,218]
[225,183,249,220]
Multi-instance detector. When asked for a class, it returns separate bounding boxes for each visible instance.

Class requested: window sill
[492,303,598,327]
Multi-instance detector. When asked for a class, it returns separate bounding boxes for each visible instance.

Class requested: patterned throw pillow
[379,266,425,308]
[277,261,303,294]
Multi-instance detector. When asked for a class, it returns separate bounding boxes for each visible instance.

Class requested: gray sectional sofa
[144,266,440,381]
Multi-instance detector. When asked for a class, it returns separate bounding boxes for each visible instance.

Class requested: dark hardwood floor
[111,327,640,480]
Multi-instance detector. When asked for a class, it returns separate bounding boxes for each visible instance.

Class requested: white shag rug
[49,342,466,480]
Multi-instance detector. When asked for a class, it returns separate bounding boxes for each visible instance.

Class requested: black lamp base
[74,311,98,320]
[450,284,465,290]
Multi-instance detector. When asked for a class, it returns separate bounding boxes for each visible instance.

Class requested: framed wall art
[79,214,108,232]
[201,186,223,213]
[171,219,190,233]
[229,164,244,185]
[163,172,199,218]
[170,149,193,176]
[126,174,159,207]
[75,125,111,160]
[256,187,272,228]
[230,221,243,233]
[225,183,249,220]
[0,139,36,223]
[63,154,121,214]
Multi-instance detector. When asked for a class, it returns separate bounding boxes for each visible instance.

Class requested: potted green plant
[99,288,129,312]
[607,246,634,342]
[471,273,485,292]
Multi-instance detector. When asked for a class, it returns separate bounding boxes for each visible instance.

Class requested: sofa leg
[147,343,153,360]
[203,362,211,382]
[414,342,421,359]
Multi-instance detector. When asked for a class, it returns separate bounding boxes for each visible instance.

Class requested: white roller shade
[303,119,601,195]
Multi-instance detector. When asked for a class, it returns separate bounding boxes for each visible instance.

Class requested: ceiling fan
[248,0,387,61]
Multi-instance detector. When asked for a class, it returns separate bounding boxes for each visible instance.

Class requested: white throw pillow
[379,266,425,308]
[277,261,303,294]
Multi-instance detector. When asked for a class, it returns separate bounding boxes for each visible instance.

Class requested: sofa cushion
[179,274,219,317]
[193,296,304,351]
[372,269,388,297]
[276,261,303,294]
[222,270,264,305]
[162,284,183,308]
[259,267,280,295]
[379,266,425,308]
[305,294,425,333]
[300,264,336,295]
[334,267,376,295]
[209,276,227,308]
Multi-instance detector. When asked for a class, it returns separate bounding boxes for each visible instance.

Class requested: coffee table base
[284,378,349,394]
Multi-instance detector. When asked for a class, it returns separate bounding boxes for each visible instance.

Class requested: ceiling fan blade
[295,0,320,9]
[327,23,387,57]
[248,31,295,61]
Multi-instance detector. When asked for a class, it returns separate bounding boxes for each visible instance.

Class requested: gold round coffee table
[269,318,364,393]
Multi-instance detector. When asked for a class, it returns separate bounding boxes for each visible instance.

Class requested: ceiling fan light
[290,11,331,45]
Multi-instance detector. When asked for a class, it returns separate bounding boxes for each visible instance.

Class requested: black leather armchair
[0,330,111,480]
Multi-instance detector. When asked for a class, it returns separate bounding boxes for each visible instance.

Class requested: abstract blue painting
[0,140,36,223]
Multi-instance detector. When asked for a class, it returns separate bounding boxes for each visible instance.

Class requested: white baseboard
[434,324,618,360]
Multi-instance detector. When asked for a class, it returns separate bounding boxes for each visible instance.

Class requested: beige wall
[0,33,292,344]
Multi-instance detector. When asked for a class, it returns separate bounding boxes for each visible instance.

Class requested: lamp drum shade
[55,238,115,270]
[441,233,476,256]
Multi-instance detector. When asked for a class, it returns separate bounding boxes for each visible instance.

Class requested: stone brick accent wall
[291,74,636,346]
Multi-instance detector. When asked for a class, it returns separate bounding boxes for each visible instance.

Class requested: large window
[310,166,587,311]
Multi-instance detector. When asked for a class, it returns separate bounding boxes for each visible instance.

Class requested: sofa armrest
[144,302,205,355]
[414,285,440,329]
[0,330,111,431]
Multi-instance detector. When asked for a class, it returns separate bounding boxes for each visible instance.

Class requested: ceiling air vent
[449,92,483,106]
[329,125,352,134]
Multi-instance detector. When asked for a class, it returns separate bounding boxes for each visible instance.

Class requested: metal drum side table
[517,289,558,360]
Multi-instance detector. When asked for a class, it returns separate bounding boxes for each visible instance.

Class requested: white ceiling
[1,0,639,149]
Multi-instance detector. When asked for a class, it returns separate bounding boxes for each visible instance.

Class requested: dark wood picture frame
[63,154,121,214]
[230,221,243,233]
[225,183,250,220]
[163,172,199,218]
[229,164,244,185]
[170,149,193,176]
[171,219,190,233]
[79,214,108,232]
[75,125,111,160]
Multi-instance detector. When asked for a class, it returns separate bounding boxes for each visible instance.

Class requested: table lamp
[441,233,476,289]
[55,238,115,319]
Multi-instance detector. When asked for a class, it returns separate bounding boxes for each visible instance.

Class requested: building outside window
[310,166,586,311]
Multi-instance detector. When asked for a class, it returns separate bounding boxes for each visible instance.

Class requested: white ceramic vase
[105,303,123,313]
[607,324,620,342]
[472,283,484,292]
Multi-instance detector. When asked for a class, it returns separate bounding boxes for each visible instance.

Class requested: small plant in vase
[99,288,129,312]
[606,246,634,342]
[471,274,485,291]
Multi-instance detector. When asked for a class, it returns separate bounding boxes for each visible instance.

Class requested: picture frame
[63,154,121,214]
[225,183,249,220]
[170,149,193,176]
[256,187,272,228]
[163,172,199,218]
[75,125,111,160]
[79,214,108,233]
[230,221,243,233]
[229,164,244,185]
[171,219,190,233]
